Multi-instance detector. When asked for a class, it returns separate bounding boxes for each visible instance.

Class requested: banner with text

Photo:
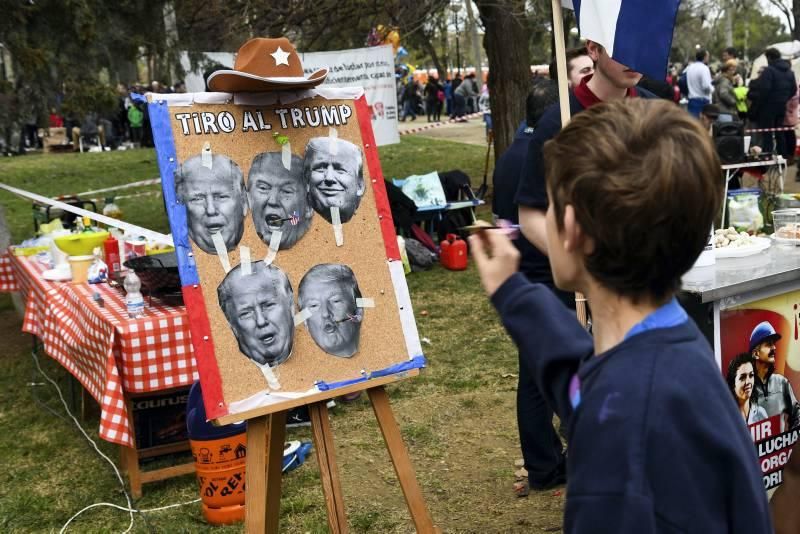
[300,45,398,146]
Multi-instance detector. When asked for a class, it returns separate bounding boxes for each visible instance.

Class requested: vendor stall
[2,251,198,498]
[682,242,800,494]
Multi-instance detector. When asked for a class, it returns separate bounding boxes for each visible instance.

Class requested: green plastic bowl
[54,231,110,257]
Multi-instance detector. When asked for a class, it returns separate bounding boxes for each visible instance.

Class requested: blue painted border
[316,355,427,391]
[147,98,199,286]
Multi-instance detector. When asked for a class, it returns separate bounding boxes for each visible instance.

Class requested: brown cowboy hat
[207,37,328,92]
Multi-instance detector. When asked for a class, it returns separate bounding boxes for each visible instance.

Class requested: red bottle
[440,233,468,271]
[104,234,121,279]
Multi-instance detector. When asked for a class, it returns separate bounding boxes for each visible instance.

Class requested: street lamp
[450,2,462,76]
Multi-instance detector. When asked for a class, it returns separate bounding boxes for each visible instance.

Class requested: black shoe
[286,406,311,427]
[528,462,567,491]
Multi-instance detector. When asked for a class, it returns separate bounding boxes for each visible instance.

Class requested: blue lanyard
[569,298,688,410]
[624,298,688,340]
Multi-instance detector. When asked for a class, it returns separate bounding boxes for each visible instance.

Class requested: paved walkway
[398,116,490,147]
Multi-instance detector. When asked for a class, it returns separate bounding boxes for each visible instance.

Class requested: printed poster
[147,88,422,421]
[720,291,800,491]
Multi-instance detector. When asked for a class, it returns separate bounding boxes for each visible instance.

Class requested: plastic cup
[68,255,94,284]
[744,136,752,154]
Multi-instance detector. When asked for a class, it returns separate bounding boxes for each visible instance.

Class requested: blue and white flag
[562,0,681,80]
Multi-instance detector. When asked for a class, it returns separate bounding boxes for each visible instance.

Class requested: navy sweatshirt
[492,273,772,533]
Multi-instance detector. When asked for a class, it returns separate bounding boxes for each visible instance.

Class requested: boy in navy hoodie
[471,99,771,533]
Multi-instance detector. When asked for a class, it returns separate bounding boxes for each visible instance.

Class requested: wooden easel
[243,385,438,533]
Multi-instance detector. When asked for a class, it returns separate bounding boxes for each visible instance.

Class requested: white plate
[42,268,72,281]
[715,236,771,258]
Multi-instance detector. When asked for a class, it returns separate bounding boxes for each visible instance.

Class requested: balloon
[396,46,409,59]
[385,30,401,52]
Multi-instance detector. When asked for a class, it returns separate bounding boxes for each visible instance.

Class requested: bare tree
[764,0,798,37]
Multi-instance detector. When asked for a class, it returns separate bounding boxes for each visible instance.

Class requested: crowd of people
[397,71,488,123]
[680,46,798,161]
[7,80,187,155]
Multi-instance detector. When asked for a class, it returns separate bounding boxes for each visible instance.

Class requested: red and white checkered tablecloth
[0,253,20,292]
[10,253,197,447]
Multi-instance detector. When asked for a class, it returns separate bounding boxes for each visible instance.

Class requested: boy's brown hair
[543,99,722,302]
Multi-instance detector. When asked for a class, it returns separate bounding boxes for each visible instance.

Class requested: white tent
[749,40,800,81]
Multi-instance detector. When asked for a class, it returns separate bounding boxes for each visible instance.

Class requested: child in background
[128,102,144,147]
[471,99,771,532]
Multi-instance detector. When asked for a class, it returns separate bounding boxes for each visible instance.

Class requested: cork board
[148,91,423,421]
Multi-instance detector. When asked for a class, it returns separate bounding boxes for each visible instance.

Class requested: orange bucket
[187,382,247,525]
[190,433,247,525]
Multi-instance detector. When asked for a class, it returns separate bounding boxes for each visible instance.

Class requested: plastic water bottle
[124,271,145,318]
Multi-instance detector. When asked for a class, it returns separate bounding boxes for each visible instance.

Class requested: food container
[776,194,800,210]
[771,209,800,245]
[68,255,94,284]
[54,231,110,256]
[123,252,182,299]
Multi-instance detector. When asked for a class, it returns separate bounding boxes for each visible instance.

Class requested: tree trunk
[475,0,531,160]
[464,0,483,70]
[421,39,447,80]
[794,0,800,40]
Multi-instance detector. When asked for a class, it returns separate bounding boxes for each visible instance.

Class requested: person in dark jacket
[472,99,771,533]
[400,79,418,122]
[492,79,566,495]
[424,76,442,122]
[752,48,797,156]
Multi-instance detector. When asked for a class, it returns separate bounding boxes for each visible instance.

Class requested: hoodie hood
[772,58,792,71]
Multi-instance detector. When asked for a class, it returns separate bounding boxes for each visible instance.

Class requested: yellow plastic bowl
[54,231,110,256]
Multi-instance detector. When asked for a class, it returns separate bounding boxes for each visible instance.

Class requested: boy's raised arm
[470,231,593,423]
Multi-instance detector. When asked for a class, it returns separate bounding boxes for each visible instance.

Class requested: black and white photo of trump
[174,154,247,254]
[298,264,363,357]
[247,151,314,250]
[303,137,365,224]
[218,261,295,367]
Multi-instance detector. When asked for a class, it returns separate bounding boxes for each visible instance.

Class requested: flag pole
[551,0,589,328]
[551,0,572,127]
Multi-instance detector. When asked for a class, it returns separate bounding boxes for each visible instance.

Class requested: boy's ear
[585,40,602,62]
[563,205,594,255]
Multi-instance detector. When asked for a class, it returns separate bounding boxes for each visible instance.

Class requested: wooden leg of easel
[309,401,348,534]
[368,386,438,533]
[245,412,287,533]
[265,411,286,532]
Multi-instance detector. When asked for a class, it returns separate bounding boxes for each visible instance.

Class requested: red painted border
[182,284,228,420]
[354,96,401,261]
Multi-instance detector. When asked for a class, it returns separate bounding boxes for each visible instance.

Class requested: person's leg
[98,125,106,148]
[687,98,703,118]
[517,349,566,489]
[786,128,797,162]
[761,112,779,154]
[132,127,142,146]
[71,127,80,148]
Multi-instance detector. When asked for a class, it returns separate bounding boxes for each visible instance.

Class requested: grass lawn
[0,137,567,533]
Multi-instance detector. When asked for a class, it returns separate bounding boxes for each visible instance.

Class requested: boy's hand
[469,230,520,297]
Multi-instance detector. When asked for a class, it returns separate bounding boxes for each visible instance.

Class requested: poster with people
[148,37,423,422]
[720,291,800,491]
